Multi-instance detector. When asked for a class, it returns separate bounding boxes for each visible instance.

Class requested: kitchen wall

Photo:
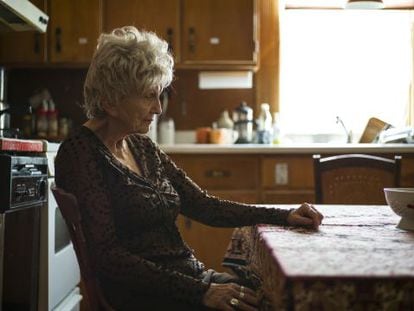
[7,68,256,132]
[7,68,87,130]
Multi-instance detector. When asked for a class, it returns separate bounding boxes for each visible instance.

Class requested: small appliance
[233,102,254,144]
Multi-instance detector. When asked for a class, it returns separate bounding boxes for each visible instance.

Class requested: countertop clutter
[160,143,414,154]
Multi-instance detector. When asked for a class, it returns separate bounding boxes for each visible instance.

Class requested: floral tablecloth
[223,205,414,310]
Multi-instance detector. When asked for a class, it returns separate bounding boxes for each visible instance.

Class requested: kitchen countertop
[160,143,414,154]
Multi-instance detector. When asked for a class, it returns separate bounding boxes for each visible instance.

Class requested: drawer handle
[206,170,230,178]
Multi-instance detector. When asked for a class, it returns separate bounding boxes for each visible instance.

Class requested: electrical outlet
[275,163,288,185]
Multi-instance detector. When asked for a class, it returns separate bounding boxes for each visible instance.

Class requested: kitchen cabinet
[171,154,259,271]
[0,0,102,64]
[168,150,414,272]
[48,0,102,63]
[104,0,257,67]
[0,0,47,63]
[104,0,180,62]
[181,0,258,65]
[261,155,315,203]
[0,0,257,67]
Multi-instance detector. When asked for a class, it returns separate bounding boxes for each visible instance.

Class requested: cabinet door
[48,0,102,63]
[182,0,257,64]
[104,0,180,62]
[262,155,314,190]
[0,0,46,63]
[176,191,256,272]
[177,215,234,272]
[171,154,259,190]
[263,190,315,204]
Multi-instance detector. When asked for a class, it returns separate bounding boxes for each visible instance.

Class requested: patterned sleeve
[55,134,209,306]
[154,145,293,227]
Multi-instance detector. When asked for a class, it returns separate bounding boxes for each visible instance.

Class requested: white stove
[38,141,82,311]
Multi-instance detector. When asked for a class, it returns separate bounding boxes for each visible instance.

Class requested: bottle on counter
[158,117,175,144]
[47,100,59,141]
[272,112,281,144]
[58,117,70,141]
[256,103,272,144]
[22,106,34,138]
[36,100,48,139]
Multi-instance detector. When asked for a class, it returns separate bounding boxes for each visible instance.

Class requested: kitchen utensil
[359,117,392,143]
[233,102,254,144]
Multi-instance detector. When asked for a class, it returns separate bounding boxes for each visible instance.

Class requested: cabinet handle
[188,27,196,53]
[34,33,40,54]
[55,27,62,53]
[166,27,173,53]
[206,170,230,178]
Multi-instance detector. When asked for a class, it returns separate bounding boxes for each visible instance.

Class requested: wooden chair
[51,186,114,311]
[313,154,401,204]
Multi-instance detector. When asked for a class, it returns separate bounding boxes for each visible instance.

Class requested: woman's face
[110,88,162,134]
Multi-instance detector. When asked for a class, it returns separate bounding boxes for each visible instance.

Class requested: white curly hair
[83,26,174,119]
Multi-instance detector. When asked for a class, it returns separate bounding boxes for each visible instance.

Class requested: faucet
[336,116,352,143]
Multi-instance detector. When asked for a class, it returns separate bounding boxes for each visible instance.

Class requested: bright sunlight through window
[279,10,414,142]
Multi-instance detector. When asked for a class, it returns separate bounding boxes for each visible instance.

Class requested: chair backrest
[51,186,114,311]
[313,154,401,204]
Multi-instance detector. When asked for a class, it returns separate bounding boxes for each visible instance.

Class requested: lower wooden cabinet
[262,190,315,204]
[169,152,414,272]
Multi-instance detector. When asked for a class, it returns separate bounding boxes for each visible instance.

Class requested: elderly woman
[55,26,323,311]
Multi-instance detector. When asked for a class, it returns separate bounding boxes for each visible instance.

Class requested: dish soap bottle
[272,112,281,144]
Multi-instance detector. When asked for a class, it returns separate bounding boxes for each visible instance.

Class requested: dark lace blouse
[55,126,291,308]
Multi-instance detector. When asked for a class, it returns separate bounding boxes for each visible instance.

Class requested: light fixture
[346,0,385,9]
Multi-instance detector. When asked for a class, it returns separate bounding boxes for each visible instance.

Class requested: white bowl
[384,188,414,231]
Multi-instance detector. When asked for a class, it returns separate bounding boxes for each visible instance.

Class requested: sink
[282,133,348,144]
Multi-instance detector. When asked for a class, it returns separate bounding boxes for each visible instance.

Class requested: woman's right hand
[202,283,259,311]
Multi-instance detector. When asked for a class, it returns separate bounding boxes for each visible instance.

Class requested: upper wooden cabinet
[104,0,257,66]
[181,0,257,65]
[0,0,257,67]
[0,0,47,64]
[104,0,180,62]
[0,0,102,64]
[48,0,102,63]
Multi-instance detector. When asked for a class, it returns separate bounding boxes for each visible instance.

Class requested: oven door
[1,204,41,311]
[38,179,80,310]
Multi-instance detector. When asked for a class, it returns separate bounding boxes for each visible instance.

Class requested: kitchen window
[279,9,414,142]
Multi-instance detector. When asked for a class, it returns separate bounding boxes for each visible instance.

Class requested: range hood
[0,0,48,33]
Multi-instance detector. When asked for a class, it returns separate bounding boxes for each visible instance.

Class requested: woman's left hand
[287,203,323,229]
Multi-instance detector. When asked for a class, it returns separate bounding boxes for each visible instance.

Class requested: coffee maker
[233,102,254,143]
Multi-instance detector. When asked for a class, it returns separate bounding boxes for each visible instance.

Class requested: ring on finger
[230,298,239,307]
[239,286,245,298]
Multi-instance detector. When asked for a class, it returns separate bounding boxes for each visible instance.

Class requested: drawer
[262,155,314,189]
[170,154,259,190]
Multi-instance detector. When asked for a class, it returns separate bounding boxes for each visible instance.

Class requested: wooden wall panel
[168,70,255,130]
[255,0,280,114]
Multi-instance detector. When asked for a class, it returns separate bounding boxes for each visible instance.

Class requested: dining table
[223,205,414,310]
